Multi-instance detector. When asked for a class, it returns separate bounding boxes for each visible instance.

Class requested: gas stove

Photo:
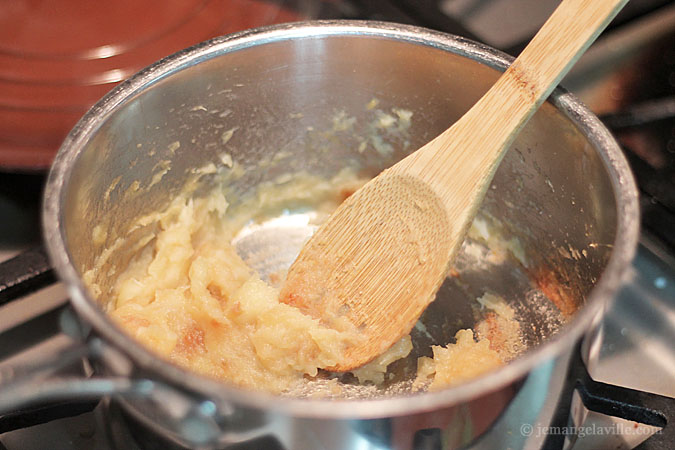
[0,1,674,449]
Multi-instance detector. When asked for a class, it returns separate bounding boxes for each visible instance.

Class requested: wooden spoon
[280,0,628,371]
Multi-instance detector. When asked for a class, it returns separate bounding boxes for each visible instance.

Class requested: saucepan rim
[42,20,639,419]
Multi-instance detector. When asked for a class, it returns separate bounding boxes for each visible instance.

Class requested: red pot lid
[0,0,303,170]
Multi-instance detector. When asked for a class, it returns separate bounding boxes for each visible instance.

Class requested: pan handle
[0,246,55,307]
[0,248,265,448]
[0,304,261,447]
[0,323,153,416]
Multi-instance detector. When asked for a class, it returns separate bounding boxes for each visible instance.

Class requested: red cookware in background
[0,0,302,170]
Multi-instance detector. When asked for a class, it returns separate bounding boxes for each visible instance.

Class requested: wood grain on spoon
[280,0,628,371]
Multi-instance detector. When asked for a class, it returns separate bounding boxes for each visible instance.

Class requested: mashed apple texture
[88,166,524,396]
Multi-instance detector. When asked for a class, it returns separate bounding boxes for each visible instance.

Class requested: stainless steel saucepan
[0,21,638,449]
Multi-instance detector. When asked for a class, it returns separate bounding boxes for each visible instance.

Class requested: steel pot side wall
[41,21,639,446]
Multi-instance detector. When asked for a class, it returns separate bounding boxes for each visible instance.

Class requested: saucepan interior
[45,22,638,411]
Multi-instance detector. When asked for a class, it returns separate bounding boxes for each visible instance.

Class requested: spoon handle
[459,0,628,147]
[397,0,628,203]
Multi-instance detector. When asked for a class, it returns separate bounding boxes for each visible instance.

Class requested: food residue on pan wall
[468,216,528,267]
[221,127,238,145]
[304,102,413,157]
